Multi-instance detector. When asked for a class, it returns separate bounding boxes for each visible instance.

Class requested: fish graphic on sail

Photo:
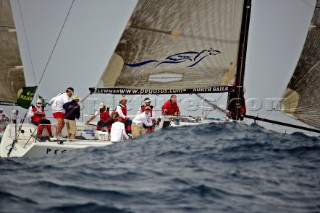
[0,0,26,105]
[97,0,245,93]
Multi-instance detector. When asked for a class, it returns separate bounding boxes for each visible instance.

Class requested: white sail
[279,0,320,129]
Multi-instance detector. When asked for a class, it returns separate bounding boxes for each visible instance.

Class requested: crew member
[132,106,153,138]
[110,115,129,142]
[0,109,9,131]
[50,87,74,137]
[137,98,156,132]
[161,95,180,116]
[27,99,53,139]
[115,97,132,136]
[86,103,112,133]
[63,95,80,140]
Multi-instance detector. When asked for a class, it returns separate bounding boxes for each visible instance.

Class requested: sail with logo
[96,0,246,95]
[277,1,320,130]
[0,0,26,105]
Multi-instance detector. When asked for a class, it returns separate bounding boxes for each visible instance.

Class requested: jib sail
[279,1,320,129]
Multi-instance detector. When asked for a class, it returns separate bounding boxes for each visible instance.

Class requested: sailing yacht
[1,0,319,157]
[95,0,320,134]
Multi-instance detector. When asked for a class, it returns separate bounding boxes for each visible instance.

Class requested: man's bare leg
[55,118,65,137]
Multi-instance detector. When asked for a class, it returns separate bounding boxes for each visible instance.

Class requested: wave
[1,123,319,212]
[44,202,133,213]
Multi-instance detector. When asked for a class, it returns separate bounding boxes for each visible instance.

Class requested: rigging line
[18,0,36,85]
[214,92,224,105]
[203,93,224,117]
[196,94,227,115]
[38,0,75,85]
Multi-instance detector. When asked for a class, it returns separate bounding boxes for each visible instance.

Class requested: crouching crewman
[132,106,153,138]
[27,99,53,140]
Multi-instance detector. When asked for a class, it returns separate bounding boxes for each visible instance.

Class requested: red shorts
[53,112,64,119]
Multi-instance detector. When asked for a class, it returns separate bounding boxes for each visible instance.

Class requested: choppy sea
[0,123,319,213]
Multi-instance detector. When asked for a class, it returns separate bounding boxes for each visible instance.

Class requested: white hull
[0,124,113,158]
[3,140,113,158]
[1,116,235,158]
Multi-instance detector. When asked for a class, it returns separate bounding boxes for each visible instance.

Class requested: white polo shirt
[133,112,152,127]
[51,93,72,113]
[110,121,129,142]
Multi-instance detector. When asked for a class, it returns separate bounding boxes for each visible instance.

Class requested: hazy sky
[8,0,318,134]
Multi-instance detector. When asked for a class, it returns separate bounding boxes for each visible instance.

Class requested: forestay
[0,0,25,105]
[279,1,320,129]
[97,0,245,94]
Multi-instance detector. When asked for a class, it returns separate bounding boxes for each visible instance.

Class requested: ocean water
[1,123,319,213]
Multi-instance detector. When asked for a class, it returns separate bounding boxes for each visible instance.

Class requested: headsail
[279,1,320,129]
[0,0,26,104]
[97,0,245,94]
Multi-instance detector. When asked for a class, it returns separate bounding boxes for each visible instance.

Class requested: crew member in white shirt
[110,115,129,142]
[137,98,156,132]
[50,87,74,138]
[132,106,153,138]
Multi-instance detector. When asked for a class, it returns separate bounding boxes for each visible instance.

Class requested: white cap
[119,96,128,103]
[0,108,3,111]
[72,95,79,100]
[12,110,17,113]
[98,103,105,109]
[36,99,42,104]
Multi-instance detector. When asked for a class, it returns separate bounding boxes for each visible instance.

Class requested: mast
[227,0,252,120]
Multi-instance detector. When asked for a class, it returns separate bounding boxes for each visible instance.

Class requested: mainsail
[0,0,25,104]
[97,0,245,94]
[279,1,320,129]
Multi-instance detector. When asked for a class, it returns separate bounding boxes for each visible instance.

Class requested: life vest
[100,110,111,122]
[120,104,127,117]
[141,105,154,117]
[31,105,44,123]
[111,105,127,121]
